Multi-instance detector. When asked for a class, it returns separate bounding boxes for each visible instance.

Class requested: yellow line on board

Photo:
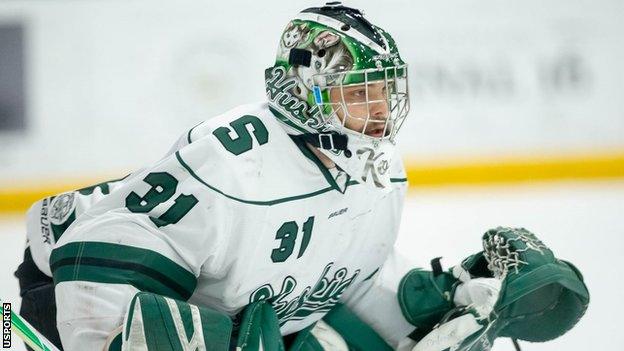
[404,152,624,186]
[0,180,100,214]
[1,152,624,213]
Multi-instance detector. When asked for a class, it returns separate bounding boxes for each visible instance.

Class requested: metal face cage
[311,64,410,142]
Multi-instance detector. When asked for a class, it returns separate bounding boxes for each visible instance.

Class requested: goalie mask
[265,3,409,189]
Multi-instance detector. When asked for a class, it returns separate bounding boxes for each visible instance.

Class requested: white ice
[1,180,621,350]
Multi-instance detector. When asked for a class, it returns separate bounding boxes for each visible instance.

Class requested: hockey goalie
[14,3,589,351]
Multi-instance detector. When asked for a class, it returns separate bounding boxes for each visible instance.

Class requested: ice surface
[1,180,621,350]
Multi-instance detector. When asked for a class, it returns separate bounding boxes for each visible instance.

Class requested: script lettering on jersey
[249,263,360,325]
[265,66,325,130]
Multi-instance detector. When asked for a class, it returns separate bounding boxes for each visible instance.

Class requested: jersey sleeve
[24,177,127,276]
[51,140,234,351]
[26,119,211,278]
[162,120,206,157]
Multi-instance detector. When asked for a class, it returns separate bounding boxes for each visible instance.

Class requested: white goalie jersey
[25,102,416,350]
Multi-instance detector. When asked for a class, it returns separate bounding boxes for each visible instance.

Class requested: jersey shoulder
[186,102,273,144]
[174,102,336,204]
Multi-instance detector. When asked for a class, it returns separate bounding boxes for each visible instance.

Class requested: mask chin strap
[292,133,353,158]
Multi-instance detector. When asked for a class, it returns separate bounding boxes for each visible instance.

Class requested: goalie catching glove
[398,227,590,351]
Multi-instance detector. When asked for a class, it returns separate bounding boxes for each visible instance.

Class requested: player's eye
[352,89,366,97]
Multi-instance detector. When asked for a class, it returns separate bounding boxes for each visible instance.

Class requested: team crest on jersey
[357,147,390,188]
[49,192,77,225]
[250,263,360,325]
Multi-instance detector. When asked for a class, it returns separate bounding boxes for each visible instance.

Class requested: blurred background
[0,0,622,350]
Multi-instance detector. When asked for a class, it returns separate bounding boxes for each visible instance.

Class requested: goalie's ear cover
[480,227,590,342]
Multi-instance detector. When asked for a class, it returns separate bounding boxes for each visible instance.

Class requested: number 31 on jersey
[125,172,198,227]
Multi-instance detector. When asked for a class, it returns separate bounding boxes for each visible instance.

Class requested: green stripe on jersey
[176,151,344,206]
[186,121,205,144]
[289,135,342,192]
[50,242,197,300]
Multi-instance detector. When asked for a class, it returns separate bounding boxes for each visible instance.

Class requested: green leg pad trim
[236,301,285,351]
[125,292,232,351]
[288,324,325,351]
[323,303,393,351]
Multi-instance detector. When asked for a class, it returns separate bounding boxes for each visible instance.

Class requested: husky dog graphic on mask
[289,30,354,101]
[278,22,311,58]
